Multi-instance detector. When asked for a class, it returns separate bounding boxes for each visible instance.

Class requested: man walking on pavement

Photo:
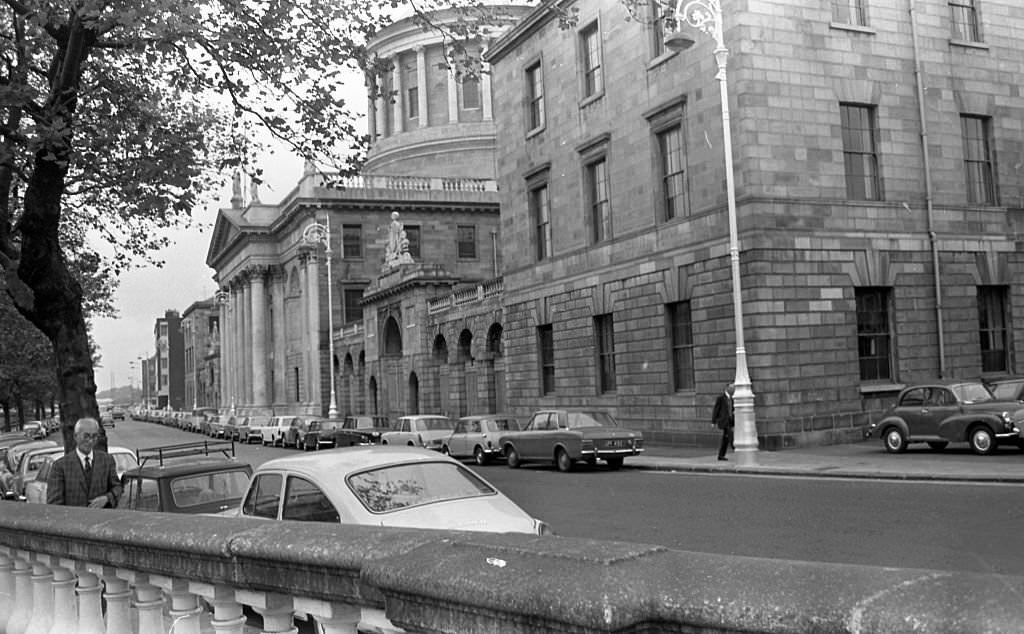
[47,417,122,507]
[713,383,735,461]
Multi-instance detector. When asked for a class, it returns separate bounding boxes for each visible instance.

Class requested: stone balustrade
[2,504,1024,633]
[427,278,503,315]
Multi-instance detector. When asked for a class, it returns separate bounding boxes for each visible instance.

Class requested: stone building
[181,298,220,410]
[484,0,1024,447]
[152,310,185,411]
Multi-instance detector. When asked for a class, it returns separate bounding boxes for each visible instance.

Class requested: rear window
[992,382,1022,401]
[418,417,452,431]
[565,411,617,429]
[171,470,251,509]
[347,462,494,513]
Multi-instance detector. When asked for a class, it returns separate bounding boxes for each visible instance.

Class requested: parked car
[258,415,300,447]
[21,421,47,439]
[111,407,127,421]
[23,454,57,503]
[380,415,453,451]
[221,416,240,441]
[498,410,644,472]
[244,415,269,444]
[988,377,1024,404]
[342,415,392,444]
[206,415,226,438]
[237,446,551,534]
[280,416,309,448]
[118,441,252,514]
[189,407,219,433]
[5,445,64,500]
[442,414,520,465]
[865,380,1024,455]
[2,439,58,498]
[301,418,380,451]
[19,446,137,502]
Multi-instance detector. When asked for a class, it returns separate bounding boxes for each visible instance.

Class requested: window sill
[950,39,989,51]
[526,125,545,140]
[829,22,875,35]
[646,50,678,71]
[579,91,604,110]
[859,383,905,395]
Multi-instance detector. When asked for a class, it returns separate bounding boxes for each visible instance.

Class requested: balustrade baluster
[47,566,77,634]
[100,575,132,634]
[190,583,245,634]
[23,561,53,634]
[294,599,360,634]
[5,556,32,634]
[237,591,296,634]
[74,571,105,634]
[153,576,202,634]
[0,553,13,631]
[132,582,165,634]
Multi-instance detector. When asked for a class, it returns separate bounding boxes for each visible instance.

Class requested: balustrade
[320,173,496,193]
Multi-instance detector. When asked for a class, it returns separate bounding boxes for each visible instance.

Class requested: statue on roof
[383,211,414,271]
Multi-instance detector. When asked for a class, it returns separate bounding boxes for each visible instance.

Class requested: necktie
[84,456,92,479]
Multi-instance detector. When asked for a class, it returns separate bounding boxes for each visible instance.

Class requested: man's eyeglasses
[79,432,99,439]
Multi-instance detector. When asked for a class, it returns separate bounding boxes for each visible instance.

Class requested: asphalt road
[107,420,1024,576]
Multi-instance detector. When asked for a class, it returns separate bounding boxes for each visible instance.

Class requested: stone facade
[181,298,220,410]
[485,0,1024,447]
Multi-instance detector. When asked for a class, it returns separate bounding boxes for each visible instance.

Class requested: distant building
[182,298,219,410]
[153,310,185,410]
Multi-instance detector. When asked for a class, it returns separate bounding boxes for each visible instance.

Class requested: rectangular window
[667,301,695,391]
[950,0,981,42]
[403,224,421,259]
[833,0,868,25]
[342,224,362,259]
[961,115,996,205]
[580,22,603,99]
[461,77,480,109]
[343,288,364,325]
[650,3,667,58]
[457,225,477,259]
[595,314,616,393]
[978,286,1008,373]
[585,157,611,243]
[840,103,882,201]
[526,62,545,131]
[856,287,893,382]
[406,86,419,119]
[538,325,555,395]
[657,125,688,220]
[530,183,551,262]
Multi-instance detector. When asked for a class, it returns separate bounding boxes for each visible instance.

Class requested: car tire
[298,438,305,451]
[381,440,388,445]
[605,456,624,470]
[473,446,487,466]
[927,441,949,451]
[555,448,573,473]
[883,427,907,453]
[505,446,521,469]
[969,427,996,456]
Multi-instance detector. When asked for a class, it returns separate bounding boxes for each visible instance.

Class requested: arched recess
[368,376,378,415]
[408,372,420,414]
[382,316,403,356]
[432,334,448,414]
[457,329,474,417]
[457,329,474,362]
[342,352,355,416]
[357,351,366,413]
[485,322,504,413]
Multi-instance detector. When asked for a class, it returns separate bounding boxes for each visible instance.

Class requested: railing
[2,504,1023,633]
[320,174,497,193]
[426,278,503,315]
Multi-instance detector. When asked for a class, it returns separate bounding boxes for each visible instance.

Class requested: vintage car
[21,446,138,503]
[243,415,269,444]
[498,410,644,472]
[379,415,453,451]
[442,414,520,465]
[257,415,302,447]
[236,446,551,535]
[865,380,1024,455]
[5,445,63,500]
[342,415,391,444]
[188,407,219,433]
[302,416,385,450]
[118,441,252,515]
[21,421,47,439]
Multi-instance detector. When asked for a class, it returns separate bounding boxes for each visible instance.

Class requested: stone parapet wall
[2,505,1024,633]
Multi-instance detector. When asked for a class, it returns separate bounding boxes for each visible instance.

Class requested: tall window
[650,3,668,58]
[457,225,477,259]
[667,301,695,391]
[526,62,545,132]
[342,224,362,259]
[538,325,555,395]
[961,115,995,205]
[405,225,421,259]
[595,314,616,393]
[343,288,364,325]
[461,77,480,109]
[406,86,419,119]
[856,287,893,381]
[585,157,611,243]
[657,125,688,220]
[579,22,603,99]
[833,0,868,26]
[978,286,1008,373]
[840,103,882,201]
[949,0,981,42]
[530,183,551,261]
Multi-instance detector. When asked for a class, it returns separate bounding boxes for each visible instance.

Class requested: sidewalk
[631,439,1024,482]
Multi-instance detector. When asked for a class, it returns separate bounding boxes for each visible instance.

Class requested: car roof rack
[136,440,236,467]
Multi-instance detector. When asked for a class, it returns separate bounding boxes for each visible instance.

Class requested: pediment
[205,209,243,269]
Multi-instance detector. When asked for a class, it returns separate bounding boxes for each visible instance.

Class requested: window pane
[978,286,1008,373]
[457,225,476,259]
[539,325,555,394]
[462,77,480,109]
[581,24,603,97]
[405,225,421,258]
[526,63,545,130]
[531,184,551,261]
[407,86,419,119]
[961,115,995,205]
[950,0,980,42]
[342,224,362,259]
[668,302,695,390]
[841,104,881,201]
[856,288,892,381]
[282,476,341,522]
[595,315,616,393]
[833,0,867,26]
[658,126,687,219]
[587,158,611,243]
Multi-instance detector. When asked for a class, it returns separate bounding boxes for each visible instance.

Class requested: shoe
[717,457,728,461]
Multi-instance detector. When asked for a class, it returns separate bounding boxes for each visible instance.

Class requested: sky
[91,152,304,393]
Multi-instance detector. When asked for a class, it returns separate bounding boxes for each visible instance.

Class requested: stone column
[447,70,459,122]
[306,253,322,410]
[365,71,377,141]
[481,60,493,122]
[233,284,244,411]
[299,255,310,405]
[191,583,246,634]
[241,276,253,406]
[251,268,268,408]
[0,553,12,628]
[375,81,387,139]
[133,582,164,634]
[218,295,229,410]
[272,268,286,406]
[416,45,428,127]
[155,577,203,634]
[392,55,403,133]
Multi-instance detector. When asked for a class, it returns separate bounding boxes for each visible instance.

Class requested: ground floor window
[978,285,1008,373]
[855,287,893,381]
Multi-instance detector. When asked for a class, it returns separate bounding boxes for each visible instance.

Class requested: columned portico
[250,267,269,409]
[241,275,253,406]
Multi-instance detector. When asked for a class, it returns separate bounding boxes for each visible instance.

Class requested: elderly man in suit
[712,383,735,461]
[46,417,122,508]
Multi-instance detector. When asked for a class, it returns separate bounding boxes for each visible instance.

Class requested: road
[107,420,1024,575]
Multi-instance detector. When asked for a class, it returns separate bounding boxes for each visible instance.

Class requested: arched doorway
[408,372,419,414]
[432,334,448,414]
[457,329,474,416]
[368,376,378,415]
[485,323,505,413]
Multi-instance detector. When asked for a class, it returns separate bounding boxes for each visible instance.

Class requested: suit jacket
[712,392,734,430]
[46,450,122,507]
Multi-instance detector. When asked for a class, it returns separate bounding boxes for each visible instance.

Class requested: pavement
[631,439,1024,482]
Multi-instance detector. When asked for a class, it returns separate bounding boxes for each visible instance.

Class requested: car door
[241,473,284,519]
[281,476,342,523]
[925,387,959,438]
[520,413,552,459]
[449,420,468,456]
[897,387,929,437]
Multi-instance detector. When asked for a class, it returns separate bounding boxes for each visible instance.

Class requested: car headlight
[581,439,594,451]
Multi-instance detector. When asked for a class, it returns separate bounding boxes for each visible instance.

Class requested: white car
[237,446,551,534]
[379,415,453,451]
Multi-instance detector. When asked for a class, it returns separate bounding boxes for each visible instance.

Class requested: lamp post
[665,0,757,465]
[302,217,339,418]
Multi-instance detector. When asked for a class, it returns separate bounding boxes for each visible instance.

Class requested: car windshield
[565,411,618,429]
[991,382,1022,401]
[952,382,994,404]
[417,418,452,431]
[347,461,495,513]
[486,418,518,432]
[320,421,343,431]
[112,452,139,475]
[171,470,251,509]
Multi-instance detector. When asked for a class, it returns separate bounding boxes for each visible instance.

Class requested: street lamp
[665,0,757,465]
[302,217,339,418]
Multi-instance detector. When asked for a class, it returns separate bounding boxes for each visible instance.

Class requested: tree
[0,0,394,449]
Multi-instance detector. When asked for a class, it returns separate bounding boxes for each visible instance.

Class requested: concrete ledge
[3,505,1024,632]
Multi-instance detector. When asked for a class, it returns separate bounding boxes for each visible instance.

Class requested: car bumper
[581,448,644,458]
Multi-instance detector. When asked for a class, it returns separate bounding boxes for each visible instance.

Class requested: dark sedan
[301,418,378,450]
[498,410,643,472]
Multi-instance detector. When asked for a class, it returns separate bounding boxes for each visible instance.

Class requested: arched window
[383,317,403,356]
[457,329,473,363]
[486,323,503,357]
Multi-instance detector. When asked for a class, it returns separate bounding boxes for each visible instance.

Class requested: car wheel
[473,446,487,466]
[883,427,907,453]
[441,445,450,456]
[505,445,521,469]
[606,456,624,470]
[969,427,996,456]
[298,438,305,451]
[1017,440,1024,453]
[381,440,388,445]
[555,448,573,473]
[927,441,949,451]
